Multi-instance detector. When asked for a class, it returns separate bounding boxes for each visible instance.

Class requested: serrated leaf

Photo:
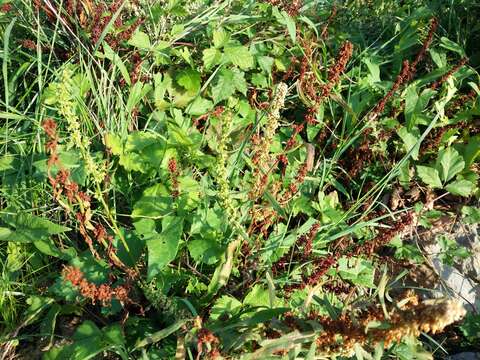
[202,48,222,70]
[211,69,236,103]
[445,180,475,197]
[232,68,247,95]
[104,133,123,155]
[224,46,253,70]
[210,295,242,320]
[257,56,274,74]
[213,28,230,48]
[187,237,223,265]
[176,69,201,93]
[436,147,465,182]
[416,165,442,188]
[186,97,213,116]
[128,30,151,49]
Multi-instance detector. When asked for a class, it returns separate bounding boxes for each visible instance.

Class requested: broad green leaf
[213,28,230,48]
[132,183,173,219]
[187,237,223,265]
[224,46,254,70]
[462,136,480,167]
[445,180,475,197]
[397,127,420,160]
[436,147,465,182]
[0,154,16,172]
[186,97,213,116]
[461,206,480,224]
[232,68,247,95]
[128,30,151,49]
[337,257,375,288]
[104,133,123,155]
[146,216,184,280]
[404,86,436,130]
[439,37,466,57]
[211,68,236,103]
[363,57,381,83]
[210,295,242,320]
[176,69,201,93]
[202,48,222,70]
[44,321,127,360]
[115,229,145,267]
[243,284,271,308]
[416,165,442,188]
[257,56,274,74]
[0,212,70,243]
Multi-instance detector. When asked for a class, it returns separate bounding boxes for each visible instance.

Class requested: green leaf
[445,180,475,197]
[461,206,480,224]
[146,216,184,280]
[188,237,223,265]
[213,28,230,48]
[416,165,442,188]
[397,127,420,160]
[243,284,271,308]
[44,321,127,360]
[126,81,152,113]
[257,56,274,74]
[115,229,145,267]
[132,183,173,219]
[0,212,70,243]
[202,48,222,70]
[186,97,213,116]
[104,133,123,155]
[462,136,480,167]
[404,86,436,130]
[210,295,242,320]
[439,37,466,57]
[100,43,131,86]
[128,30,151,49]
[337,257,375,288]
[460,314,480,343]
[224,46,254,70]
[280,10,296,43]
[232,68,247,95]
[176,69,201,93]
[134,319,188,350]
[436,147,465,182]
[211,68,236,103]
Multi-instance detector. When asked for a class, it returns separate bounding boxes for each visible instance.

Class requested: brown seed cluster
[431,57,468,90]
[261,0,303,17]
[196,328,220,360]
[90,0,143,49]
[370,60,411,120]
[409,17,438,80]
[62,266,131,305]
[445,89,477,118]
[302,297,466,357]
[320,5,337,39]
[348,211,414,257]
[168,157,180,198]
[42,119,131,271]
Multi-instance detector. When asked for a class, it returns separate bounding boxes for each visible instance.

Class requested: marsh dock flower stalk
[217,111,241,231]
[56,67,106,186]
[311,298,466,357]
[250,82,288,199]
